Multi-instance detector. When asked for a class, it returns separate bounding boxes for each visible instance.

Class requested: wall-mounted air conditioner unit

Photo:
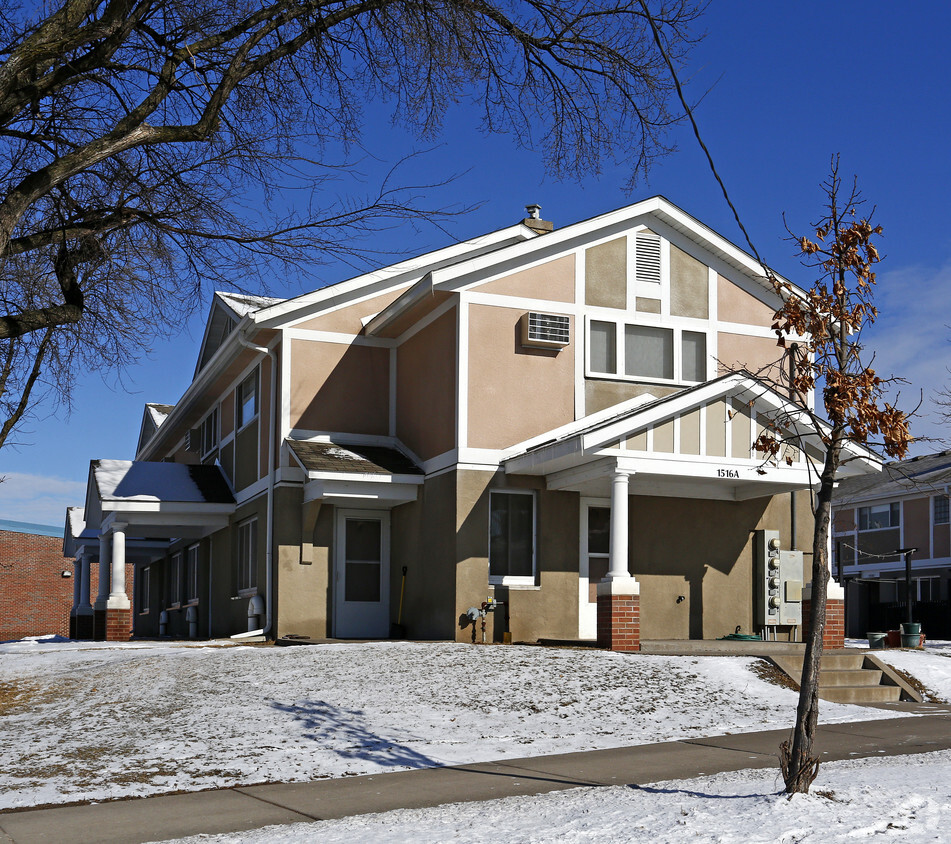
[520,312,570,349]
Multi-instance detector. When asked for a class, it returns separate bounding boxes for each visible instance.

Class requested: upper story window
[200,406,219,457]
[935,495,949,525]
[858,502,900,531]
[589,318,707,384]
[236,369,258,429]
[489,490,535,585]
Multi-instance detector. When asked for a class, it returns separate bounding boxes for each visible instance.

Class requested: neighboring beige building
[67,198,875,646]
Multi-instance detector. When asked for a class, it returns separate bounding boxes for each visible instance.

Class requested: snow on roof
[216,291,285,317]
[66,507,86,538]
[145,403,175,428]
[92,460,234,504]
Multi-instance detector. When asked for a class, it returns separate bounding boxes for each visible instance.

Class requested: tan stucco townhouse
[65,197,877,648]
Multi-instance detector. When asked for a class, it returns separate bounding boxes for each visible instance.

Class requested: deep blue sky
[3,1,950,525]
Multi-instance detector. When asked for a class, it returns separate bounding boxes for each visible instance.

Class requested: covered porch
[503,374,876,650]
[68,460,235,640]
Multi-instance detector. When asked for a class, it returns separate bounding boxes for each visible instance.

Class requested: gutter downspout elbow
[237,329,277,640]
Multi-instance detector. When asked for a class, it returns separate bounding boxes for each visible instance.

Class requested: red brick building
[0,520,75,640]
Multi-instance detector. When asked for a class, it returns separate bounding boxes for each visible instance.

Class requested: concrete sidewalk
[3,707,951,844]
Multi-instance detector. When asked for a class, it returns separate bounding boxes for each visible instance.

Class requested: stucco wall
[395,308,457,460]
[478,255,575,302]
[717,274,777,327]
[293,289,405,334]
[467,304,575,449]
[290,339,390,435]
[455,469,580,643]
[390,471,458,639]
[904,497,931,559]
[585,237,627,309]
[669,245,708,319]
[629,490,811,640]
[273,489,334,639]
[584,380,679,415]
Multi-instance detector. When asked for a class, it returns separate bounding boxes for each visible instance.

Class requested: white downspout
[233,331,278,640]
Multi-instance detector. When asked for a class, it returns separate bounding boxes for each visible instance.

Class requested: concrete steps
[769,650,918,705]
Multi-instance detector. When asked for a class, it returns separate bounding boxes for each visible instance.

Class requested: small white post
[107,523,131,609]
[607,471,632,579]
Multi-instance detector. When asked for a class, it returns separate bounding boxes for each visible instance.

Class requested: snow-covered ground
[2,636,948,812]
[3,636,950,842]
[167,750,951,843]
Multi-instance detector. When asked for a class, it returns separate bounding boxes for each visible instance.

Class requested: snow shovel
[390,566,408,639]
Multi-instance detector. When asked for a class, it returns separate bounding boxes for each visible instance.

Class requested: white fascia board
[101,502,235,516]
[363,272,436,336]
[303,478,420,504]
[504,437,586,476]
[251,225,532,328]
[137,315,263,460]
[304,470,423,486]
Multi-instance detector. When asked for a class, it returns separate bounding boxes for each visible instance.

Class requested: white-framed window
[186,544,200,603]
[168,551,183,606]
[236,369,258,430]
[489,491,535,585]
[934,495,949,525]
[858,502,900,531]
[916,576,940,602]
[237,518,258,593]
[139,566,150,614]
[588,317,708,384]
[200,406,219,457]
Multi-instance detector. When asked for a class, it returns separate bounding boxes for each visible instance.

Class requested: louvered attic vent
[636,231,661,284]
[521,312,570,349]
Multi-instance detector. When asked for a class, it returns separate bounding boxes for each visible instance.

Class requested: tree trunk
[781,440,840,793]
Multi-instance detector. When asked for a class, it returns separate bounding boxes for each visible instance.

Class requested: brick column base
[93,608,106,640]
[596,579,640,652]
[105,608,133,641]
[802,597,844,649]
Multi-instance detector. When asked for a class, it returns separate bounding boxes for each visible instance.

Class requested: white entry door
[334,509,391,639]
[579,499,611,639]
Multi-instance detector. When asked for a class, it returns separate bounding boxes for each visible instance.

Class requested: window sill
[489,576,537,588]
[585,370,703,388]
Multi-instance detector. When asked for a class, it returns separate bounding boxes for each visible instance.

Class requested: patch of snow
[0,641,928,810]
[93,460,206,502]
[66,506,85,537]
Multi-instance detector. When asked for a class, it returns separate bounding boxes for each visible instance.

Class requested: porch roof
[80,460,236,541]
[503,373,881,501]
[287,439,423,507]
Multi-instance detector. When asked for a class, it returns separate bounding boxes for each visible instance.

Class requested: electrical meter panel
[754,530,803,628]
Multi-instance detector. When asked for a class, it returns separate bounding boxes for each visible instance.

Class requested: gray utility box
[754,529,804,628]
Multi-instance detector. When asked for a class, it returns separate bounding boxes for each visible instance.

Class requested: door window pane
[682,331,707,382]
[625,325,673,379]
[587,507,610,555]
[590,321,617,374]
[345,519,381,602]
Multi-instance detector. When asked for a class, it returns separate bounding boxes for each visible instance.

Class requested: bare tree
[0,0,702,448]
[751,158,912,794]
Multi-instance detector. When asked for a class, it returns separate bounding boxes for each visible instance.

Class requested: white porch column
[78,552,93,613]
[95,534,111,609]
[107,523,131,609]
[606,470,632,579]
